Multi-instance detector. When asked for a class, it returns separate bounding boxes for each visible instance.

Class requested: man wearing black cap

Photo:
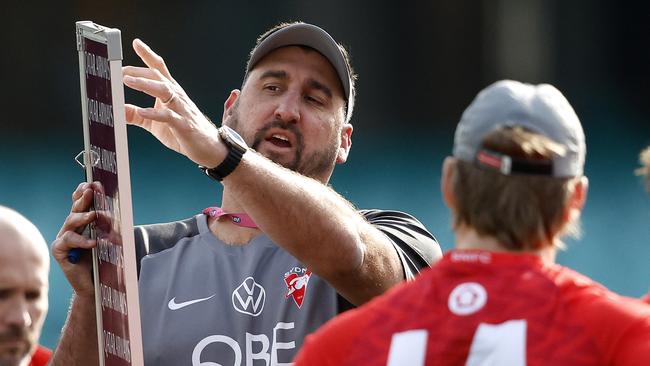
[294,80,650,365]
[50,22,441,365]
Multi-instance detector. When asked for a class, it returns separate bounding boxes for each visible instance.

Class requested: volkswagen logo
[232,277,266,316]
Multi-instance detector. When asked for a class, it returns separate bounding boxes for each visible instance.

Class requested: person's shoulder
[548,265,638,307]
[498,262,650,363]
[576,283,650,321]
[136,215,199,238]
[133,214,203,275]
[550,264,650,344]
[358,208,428,228]
[358,208,442,268]
[549,264,645,309]
[135,215,201,255]
[581,289,650,363]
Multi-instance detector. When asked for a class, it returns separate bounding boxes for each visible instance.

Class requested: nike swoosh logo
[168,294,216,310]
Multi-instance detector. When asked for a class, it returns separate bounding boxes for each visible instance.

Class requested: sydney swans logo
[232,277,266,316]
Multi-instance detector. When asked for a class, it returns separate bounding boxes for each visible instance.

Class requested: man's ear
[442,157,458,210]
[564,176,589,224]
[222,89,240,122]
[573,176,589,210]
[336,123,353,164]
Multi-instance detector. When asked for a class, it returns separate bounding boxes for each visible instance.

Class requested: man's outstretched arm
[224,152,438,305]
[121,39,441,306]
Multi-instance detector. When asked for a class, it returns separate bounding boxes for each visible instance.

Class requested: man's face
[224,46,352,182]
[0,231,48,366]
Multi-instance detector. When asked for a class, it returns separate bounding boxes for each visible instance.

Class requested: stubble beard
[226,107,339,181]
[0,327,35,366]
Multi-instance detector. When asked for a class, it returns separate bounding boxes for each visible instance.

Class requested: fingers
[122,66,167,82]
[59,182,101,238]
[132,39,175,82]
[123,75,176,104]
[125,103,183,127]
[71,182,103,206]
[57,211,96,238]
[125,104,147,126]
[71,181,89,202]
[136,107,184,127]
[71,187,94,214]
[52,230,97,259]
[53,183,104,297]
[51,229,96,297]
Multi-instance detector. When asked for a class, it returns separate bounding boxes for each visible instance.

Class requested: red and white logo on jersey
[284,267,312,308]
[448,282,487,316]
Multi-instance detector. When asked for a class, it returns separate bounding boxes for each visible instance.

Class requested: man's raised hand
[122,39,226,168]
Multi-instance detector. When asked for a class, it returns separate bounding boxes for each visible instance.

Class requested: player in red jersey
[294,80,650,366]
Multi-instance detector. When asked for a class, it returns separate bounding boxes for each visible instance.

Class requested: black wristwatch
[199,126,248,181]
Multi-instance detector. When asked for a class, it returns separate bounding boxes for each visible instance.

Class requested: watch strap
[199,126,247,182]
[200,147,244,181]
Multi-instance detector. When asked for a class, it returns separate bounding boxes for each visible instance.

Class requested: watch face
[221,125,248,150]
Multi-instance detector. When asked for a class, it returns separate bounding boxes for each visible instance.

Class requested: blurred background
[1,0,649,349]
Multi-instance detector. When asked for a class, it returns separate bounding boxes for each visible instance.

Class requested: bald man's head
[0,206,49,366]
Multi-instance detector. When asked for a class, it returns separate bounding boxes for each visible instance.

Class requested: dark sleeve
[337,209,441,313]
[133,216,199,278]
[359,209,441,280]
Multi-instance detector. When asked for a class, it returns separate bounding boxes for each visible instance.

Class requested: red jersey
[28,346,52,366]
[643,291,650,304]
[295,250,650,366]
